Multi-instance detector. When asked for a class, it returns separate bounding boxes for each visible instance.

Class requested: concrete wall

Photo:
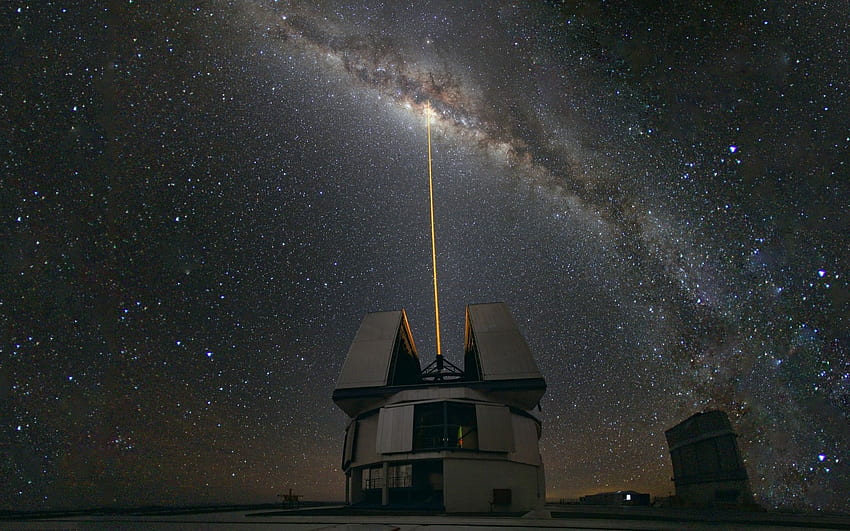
[442,459,542,513]
[348,468,364,504]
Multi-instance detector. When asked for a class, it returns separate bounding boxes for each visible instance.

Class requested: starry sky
[2,0,848,513]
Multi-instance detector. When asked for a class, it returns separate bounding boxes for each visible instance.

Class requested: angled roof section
[335,309,421,391]
[665,409,736,451]
[464,303,543,381]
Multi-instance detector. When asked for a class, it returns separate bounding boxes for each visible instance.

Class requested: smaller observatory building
[665,410,753,507]
[332,302,546,512]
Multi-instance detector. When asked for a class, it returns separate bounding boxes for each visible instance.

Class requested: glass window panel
[413,402,479,450]
[362,466,384,490]
[388,463,412,488]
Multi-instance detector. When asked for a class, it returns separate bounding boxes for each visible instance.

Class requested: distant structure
[580,490,650,506]
[332,302,546,513]
[665,410,753,507]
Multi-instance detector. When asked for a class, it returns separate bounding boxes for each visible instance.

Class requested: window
[387,463,412,488]
[413,402,478,450]
[361,464,411,490]
[362,466,383,490]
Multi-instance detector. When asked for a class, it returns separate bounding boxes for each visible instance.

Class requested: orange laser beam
[426,104,442,356]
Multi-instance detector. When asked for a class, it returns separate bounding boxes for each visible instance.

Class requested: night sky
[3,0,848,513]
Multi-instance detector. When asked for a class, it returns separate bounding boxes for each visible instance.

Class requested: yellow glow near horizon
[426,104,442,356]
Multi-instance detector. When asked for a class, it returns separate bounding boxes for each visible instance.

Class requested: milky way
[240,2,721,323]
[3,0,848,513]
[235,0,849,508]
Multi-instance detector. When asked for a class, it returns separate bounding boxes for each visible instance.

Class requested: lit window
[413,402,478,450]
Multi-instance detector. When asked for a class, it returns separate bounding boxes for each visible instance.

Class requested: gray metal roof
[464,302,543,381]
[335,310,419,390]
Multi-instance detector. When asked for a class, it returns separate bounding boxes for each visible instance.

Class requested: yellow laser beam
[426,104,442,356]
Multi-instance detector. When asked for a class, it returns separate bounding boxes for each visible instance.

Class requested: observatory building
[332,302,546,513]
[665,410,754,507]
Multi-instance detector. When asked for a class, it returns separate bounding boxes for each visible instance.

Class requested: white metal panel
[336,311,402,389]
[353,414,379,465]
[376,405,414,453]
[342,420,357,468]
[476,404,515,452]
[509,415,543,465]
[467,303,542,380]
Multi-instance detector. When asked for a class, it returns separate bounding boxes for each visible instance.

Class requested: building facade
[332,303,546,512]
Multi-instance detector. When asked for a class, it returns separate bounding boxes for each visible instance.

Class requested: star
[2,0,847,514]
